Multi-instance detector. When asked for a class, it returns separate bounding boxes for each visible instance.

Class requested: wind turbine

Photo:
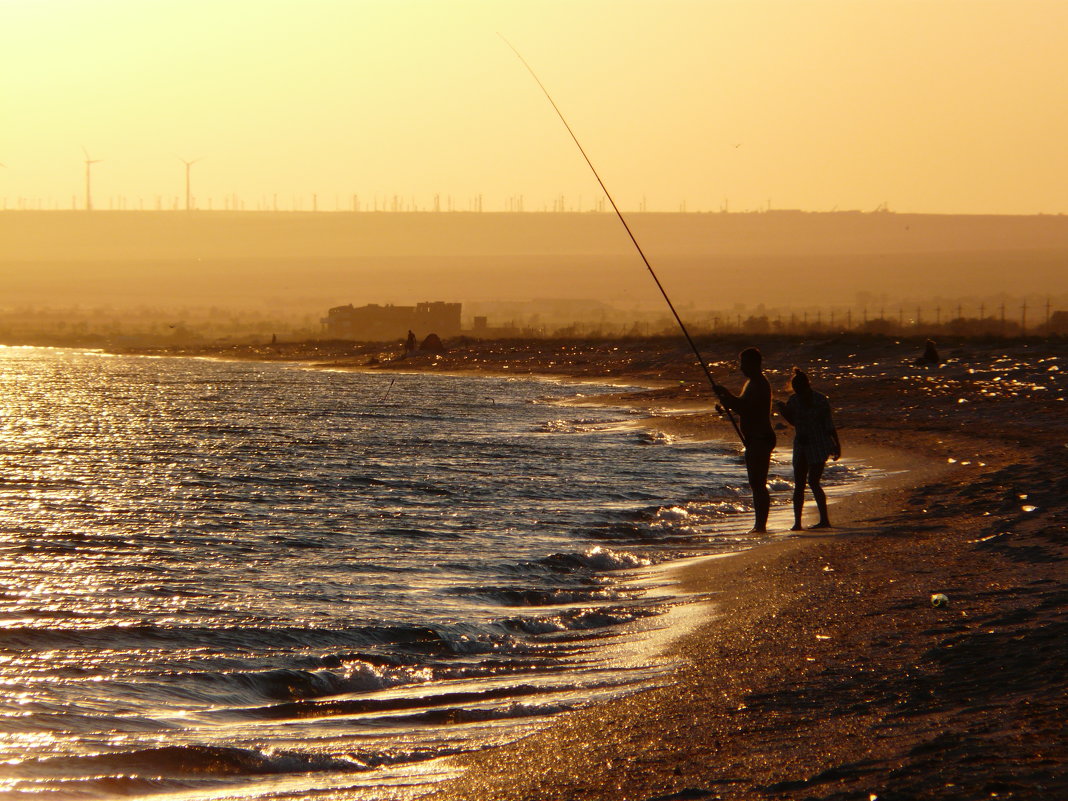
[179,157,201,211]
[82,147,101,210]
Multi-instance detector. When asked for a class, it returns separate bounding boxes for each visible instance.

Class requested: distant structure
[470,315,522,338]
[179,157,201,211]
[323,301,462,341]
[82,148,101,211]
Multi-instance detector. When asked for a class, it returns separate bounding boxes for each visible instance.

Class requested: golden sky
[2,0,1066,214]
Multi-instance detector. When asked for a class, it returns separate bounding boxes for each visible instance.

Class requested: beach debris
[647,788,719,801]
[930,593,950,608]
[971,531,1009,544]
[1021,505,1038,512]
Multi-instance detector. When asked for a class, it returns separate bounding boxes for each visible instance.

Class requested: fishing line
[500,35,745,445]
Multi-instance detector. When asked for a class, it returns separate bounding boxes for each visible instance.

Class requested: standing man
[714,347,776,533]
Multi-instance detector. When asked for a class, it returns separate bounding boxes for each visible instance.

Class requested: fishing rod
[377,377,396,405]
[501,36,745,445]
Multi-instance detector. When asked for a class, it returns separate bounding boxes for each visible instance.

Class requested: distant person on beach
[714,347,776,533]
[406,330,417,352]
[914,338,940,366]
[775,368,841,530]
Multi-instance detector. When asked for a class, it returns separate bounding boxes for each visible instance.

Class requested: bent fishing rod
[501,36,745,445]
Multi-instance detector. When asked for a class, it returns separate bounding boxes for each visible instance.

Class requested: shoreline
[105,336,1066,799]
[430,426,1065,800]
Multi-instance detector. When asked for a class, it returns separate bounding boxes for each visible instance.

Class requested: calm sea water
[0,347,855,800]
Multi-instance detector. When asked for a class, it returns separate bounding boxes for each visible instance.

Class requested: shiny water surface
[0,348,853,799]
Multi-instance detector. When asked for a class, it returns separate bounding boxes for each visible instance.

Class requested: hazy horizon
[2,211,1066,325]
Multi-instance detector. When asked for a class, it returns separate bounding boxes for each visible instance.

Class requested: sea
[0,347,859,800]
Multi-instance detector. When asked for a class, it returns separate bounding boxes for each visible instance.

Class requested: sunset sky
[2,0,1066,215]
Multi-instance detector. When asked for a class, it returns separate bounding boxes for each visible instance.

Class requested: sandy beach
[121,334,1068,799]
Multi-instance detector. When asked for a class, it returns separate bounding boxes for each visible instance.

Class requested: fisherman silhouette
[406,330,417,352]
[713,347,776,533]
[776,368,841,530]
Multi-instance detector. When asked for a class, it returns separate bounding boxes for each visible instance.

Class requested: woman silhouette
[776,368,841,530]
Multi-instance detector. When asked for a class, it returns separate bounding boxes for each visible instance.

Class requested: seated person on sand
[775,368,841,531]
[914,338,940,367]
[419,333,445,353]
[713,347,776,534]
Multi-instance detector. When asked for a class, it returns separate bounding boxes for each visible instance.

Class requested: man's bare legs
[745,444,773,534]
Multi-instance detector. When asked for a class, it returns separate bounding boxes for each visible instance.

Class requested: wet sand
[120,335,1068,799]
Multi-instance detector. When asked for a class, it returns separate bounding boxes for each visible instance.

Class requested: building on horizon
[469,315,523,338]
[322,301,462,342]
